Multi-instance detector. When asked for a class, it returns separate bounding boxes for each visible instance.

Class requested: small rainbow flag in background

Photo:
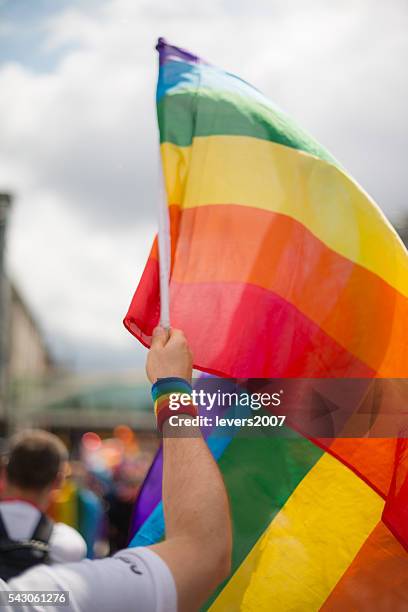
[125,39,408,609]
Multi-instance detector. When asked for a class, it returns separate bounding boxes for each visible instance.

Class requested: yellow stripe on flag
[209,452,383,612]
[161,137,408,298]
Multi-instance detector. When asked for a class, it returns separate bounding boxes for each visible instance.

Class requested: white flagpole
[157,152,171,329]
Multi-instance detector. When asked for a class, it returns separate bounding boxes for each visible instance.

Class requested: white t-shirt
[0,547,177,612]
[0,501,87,563]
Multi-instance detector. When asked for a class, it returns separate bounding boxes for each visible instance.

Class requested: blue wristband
[151,377,193,402]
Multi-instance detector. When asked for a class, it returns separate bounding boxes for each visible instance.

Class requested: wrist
[152,377,193,400]
[151,377,198,432]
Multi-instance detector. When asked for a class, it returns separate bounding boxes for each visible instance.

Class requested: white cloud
[7,187,155,367]
[0,0,407,370]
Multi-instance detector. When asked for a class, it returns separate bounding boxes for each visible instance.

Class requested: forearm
[162,421,231,555]
[146,330,232,610]
[152,420,231,610]
[152,377,231,550]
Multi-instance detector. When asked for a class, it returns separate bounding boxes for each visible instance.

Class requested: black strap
[0,512,9,538]
[0,509,53,543]
[31,513,54,544]
[0,509,52,581]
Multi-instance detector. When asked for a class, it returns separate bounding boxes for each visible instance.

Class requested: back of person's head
[6,429,68,492]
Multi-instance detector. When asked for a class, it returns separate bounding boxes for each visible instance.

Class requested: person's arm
[146,327,232,612]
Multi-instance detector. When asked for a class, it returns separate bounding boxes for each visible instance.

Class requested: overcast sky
[0,0,407,372]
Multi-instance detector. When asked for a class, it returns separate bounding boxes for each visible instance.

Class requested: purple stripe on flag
[130,412,215,535]
[130,445,163,533]
[156,37,203,65]
[129,375,231,538]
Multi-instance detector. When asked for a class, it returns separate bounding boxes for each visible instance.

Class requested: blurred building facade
[5,282,56,432]
[0,194,10,432]
[0,192,55,433]
[8,283,54,381]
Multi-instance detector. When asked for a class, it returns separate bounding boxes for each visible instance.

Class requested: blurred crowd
[0,426,156,561]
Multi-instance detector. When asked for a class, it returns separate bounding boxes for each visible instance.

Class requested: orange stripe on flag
[168,204,408,376]
[320,521,408,611]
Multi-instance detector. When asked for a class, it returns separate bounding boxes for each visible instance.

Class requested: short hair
[6,429,68,491]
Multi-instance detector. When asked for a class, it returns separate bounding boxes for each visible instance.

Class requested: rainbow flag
[125,40,408,609]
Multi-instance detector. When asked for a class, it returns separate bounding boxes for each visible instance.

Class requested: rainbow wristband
[152,377,197,432]
[151,377,193,401]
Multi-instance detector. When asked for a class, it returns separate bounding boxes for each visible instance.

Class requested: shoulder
[49,522,87,563]
[94,547,177,612]
[9,547,177,612]
[115,547,176,590]
[113,547,177,612]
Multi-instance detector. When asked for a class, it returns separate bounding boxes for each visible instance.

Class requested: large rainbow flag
[124,40,408,609]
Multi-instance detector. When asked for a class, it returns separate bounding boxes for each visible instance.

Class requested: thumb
[150,325,169,349]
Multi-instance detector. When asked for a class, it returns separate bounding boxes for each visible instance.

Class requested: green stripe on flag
[203,432,324,609]
[158,89,338,166]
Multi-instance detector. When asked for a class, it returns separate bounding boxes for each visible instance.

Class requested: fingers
[167,328,187,346]
[168,329,193,364]
[151,325,170,349]
[151,326,190,351]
